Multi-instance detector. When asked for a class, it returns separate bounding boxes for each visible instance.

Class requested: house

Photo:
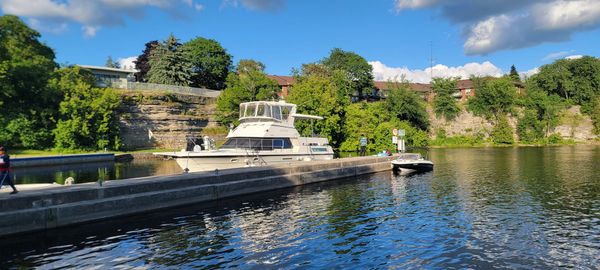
[373,81,433,101]
[455,79,475,100]
[77,65,137,88]
[267,75,295,98]
[269,74,524,102]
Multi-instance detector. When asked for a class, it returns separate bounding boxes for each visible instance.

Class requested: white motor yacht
[154,100,334,172]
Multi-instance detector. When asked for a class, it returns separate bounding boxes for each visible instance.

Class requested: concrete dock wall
[11,153,115,168]
[0,156,394,237]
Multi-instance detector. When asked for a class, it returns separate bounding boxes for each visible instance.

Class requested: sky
[1,0,599,83]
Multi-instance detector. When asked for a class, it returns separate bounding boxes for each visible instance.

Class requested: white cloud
[28,18,68,34]
[395,0,437,10]
[117,56,138,70]
[395,0,600,55]
[520,67,539,79]
[369,60,504,83]
[221,0,284,11]
[0,0,203,37]
[82,26,99,38]
[565,55,583,60]
[542,50,576,61]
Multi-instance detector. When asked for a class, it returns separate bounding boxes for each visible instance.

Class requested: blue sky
[1,0,600,83]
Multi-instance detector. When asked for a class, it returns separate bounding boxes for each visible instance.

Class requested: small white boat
[154,100,334,172]
[391,153,433,174]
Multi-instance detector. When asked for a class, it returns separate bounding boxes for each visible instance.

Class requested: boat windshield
[239,102,295,122]
[397,154,422,160]
[221,138,293,150]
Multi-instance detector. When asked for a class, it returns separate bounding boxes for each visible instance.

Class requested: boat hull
[173,153,334,172]
[391,161,433,174]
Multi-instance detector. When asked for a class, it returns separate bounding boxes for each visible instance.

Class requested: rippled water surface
[2,146,600,269]
[13,159,181,184]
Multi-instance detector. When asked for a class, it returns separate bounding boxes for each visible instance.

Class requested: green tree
[216,60,279,125]
[491,115,514,144]
[322,48,374,99]
[287,73,349,147]
[105,56,119,68]
[339,102,380,152]
[431,77,460,120]
[134,40,159,82]
[236,59,266,74]
[384,81,429,130]
[147,34,193,86]
[0,15,58,148]
[52,67,122,150]
[591,97,600,135]
[183,37,232,89]
[468,76,516,120]
[528,56,600,112]
[340,102,428,152]
[517,109,544,143]
[509,65,521,82]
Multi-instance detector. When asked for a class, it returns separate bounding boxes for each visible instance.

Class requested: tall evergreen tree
[147,35,193,86]
[134,40,159,82]
[509,65,521,82]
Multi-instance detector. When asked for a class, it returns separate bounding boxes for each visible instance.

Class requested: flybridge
[238,101,323,125]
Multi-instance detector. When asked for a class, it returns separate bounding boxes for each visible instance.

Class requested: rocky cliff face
[553,106,595,141]
[118,92,223,150]
[428,105,596,142]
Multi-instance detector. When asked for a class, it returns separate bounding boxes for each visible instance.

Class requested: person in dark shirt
[0,146,18,194]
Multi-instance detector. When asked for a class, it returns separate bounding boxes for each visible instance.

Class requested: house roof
[373,81,432,93]
[267,75,295,86]
[457,79,474,90]
[77,65,137,74]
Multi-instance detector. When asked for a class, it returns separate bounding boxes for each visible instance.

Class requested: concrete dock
[0,156,394,237]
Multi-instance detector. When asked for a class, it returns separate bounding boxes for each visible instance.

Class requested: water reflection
[1,146,600,269]
[12,159,182,184]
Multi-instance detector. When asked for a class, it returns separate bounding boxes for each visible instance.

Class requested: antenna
[429,41,433,82]
[429,41,434,98]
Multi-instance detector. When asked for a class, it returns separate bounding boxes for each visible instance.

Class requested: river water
[1,146,599,269]
[12,159,182,185]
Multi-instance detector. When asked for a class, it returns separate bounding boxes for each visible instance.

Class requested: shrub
[491,115,514,144]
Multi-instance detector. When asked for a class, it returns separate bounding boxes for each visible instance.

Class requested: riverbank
[0,156,394,237]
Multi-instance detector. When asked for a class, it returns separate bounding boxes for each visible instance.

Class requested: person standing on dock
[359,135,368,156]
[0,147,18,195]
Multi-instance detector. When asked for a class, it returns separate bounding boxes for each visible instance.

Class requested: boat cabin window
[272,105,282,120]
[257,104,266,117]
[244,103,257,117]
[282,106,291,120]
[221,138,293,150]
